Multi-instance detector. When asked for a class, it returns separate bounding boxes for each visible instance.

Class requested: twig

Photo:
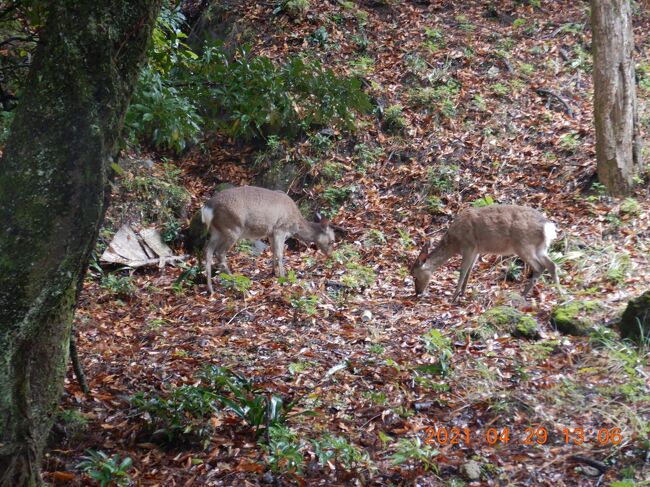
[70,329,90,394]
[535,88,574,117]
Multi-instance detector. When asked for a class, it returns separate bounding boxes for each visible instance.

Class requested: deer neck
[295,219,321,243]
[425,237,456,270]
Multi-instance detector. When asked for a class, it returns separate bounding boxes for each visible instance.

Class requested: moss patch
[550,300,602,336]
[619,290,650,343]
[478,306,540,340]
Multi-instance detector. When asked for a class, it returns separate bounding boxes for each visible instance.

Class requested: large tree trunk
[0,1,162,484]
[591,0,641,196]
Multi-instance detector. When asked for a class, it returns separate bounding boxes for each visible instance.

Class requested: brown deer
[187,186,335,294]
[410,205,559,301]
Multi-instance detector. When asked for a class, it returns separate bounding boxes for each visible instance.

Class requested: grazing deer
[410,205,559,301]
[186,186,335,294]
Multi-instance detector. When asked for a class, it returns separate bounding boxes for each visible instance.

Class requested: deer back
[446,205,549,256]
[204,186,305,239]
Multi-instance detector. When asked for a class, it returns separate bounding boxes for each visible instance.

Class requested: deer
[410,204,559,302]
[185,186,335,294]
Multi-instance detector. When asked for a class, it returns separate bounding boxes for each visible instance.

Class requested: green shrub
[127,7,370,148]
[100,274,136,299]
[219,273,252,296]
[126,68,202,153]
[200,48,371,140]
[427,163,459,193]
[77,450,133,487]
[131,386,220,446]
[470,195,495,207]
[311,434,371,471]
[382,105,408,133]
[263,425,306,473]
[390,437,438,472]
[125,6,202,153]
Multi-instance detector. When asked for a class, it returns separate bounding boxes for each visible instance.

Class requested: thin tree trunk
[591,0,641,196]
[0,2,162,484]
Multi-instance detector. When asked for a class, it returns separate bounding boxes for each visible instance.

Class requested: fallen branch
[536,88,574,117]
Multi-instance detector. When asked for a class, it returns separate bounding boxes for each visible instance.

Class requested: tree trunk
[591,0,641,196]
[0,1,162,485]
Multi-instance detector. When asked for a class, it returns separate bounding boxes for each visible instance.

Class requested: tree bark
[591,0,641,196]
[0,1,162,485]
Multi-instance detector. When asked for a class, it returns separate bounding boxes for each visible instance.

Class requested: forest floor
[44,1,649,486]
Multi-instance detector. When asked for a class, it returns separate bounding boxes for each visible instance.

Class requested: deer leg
[522,257,544,297]
[270,232,287,277]
[452,250,478,303]
[539,253,559,285]
[204,233,220,294]
[214,232,237,275]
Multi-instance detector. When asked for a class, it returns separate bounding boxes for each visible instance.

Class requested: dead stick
[535,88,574,117]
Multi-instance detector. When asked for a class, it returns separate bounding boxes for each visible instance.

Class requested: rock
[361,310,373,322]
[478,306,540,339]
[550,301,602,336]
[460,460,481,480]
[618,290,650,343]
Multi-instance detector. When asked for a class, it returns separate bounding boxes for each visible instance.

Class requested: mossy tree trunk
[591,0,641,196]
[0,1,162,484]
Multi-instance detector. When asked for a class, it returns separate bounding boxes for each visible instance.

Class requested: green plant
[309,132,334,154]
[619,198,641,217]
[605,252,631,284]
[0,110,15,145]
[423,27,445,52]
[491,83,509,97]
[569,44,591,72]
[425,195,445,214]
[349,55,375,77]
[427,163,459,193]
[470,195,495,207]
[519,63,535,76]
[382,104,408,133]
[420,329,453,376]
[512,18,526,29]
[263,425,306,473]
[365,229,387,246]
[77,450,133,487]
[321,161,344,180]
[311,434,371,471]
[126,68,203,153]
[397,228,414,250]
[219,273,252,296]
[341,262,376,290]
[100,273,136,299]
[290,293,319,317]
[125,6,202,152]
[390,437,438,472]
[472,94,487,111]
[330,243,361,265]
[455,15,475,32]
[131,386,221,446]
[558,131,581,152]
[354,143,384,171]
[322,185,355,214]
